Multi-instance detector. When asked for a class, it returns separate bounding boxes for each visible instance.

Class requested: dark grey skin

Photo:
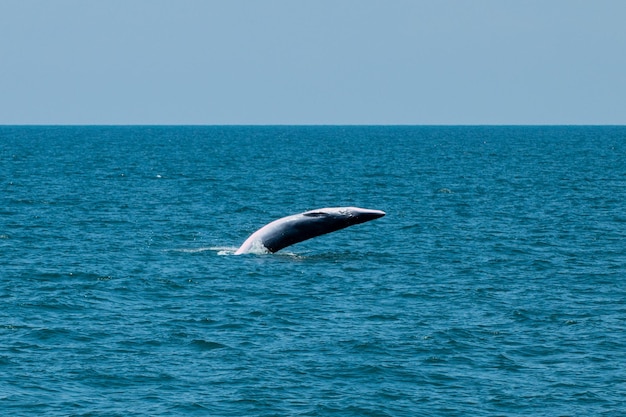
[235,207,386,254]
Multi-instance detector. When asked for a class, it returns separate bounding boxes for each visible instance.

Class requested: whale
[235,206,386,254]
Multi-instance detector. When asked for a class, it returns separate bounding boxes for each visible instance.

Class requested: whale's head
[302,206,386,226]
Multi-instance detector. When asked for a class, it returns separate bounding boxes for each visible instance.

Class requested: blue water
[1,126,625,416]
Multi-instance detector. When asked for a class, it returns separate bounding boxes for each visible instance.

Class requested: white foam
[245,240,271,255]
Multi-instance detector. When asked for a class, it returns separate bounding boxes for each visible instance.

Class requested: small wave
[215,247,238,256]
[169,246,238,255]
[169,245,291,256]
[171,245,304,257]
[169,247,214,253]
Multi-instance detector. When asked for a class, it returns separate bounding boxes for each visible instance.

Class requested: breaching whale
[235,207,386,254]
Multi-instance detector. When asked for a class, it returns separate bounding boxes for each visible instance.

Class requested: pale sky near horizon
[1,0,625,125]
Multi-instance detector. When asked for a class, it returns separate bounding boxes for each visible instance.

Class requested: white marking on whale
[235,207,385,255]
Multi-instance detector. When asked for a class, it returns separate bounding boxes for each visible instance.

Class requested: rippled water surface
[1,126,625,416]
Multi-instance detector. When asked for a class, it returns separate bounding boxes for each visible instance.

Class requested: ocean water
[1,125,625,416]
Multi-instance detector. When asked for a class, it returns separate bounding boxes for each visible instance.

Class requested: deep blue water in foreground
[1,126,625,416]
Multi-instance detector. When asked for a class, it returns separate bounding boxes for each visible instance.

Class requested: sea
[1,126,625,416]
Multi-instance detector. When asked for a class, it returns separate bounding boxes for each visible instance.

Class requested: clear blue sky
[1,0,625,125]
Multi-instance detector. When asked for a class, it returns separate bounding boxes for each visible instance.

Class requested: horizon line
[2,123,625,127]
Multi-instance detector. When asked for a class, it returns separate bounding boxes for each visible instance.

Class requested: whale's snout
[348,207,386,224]
[365,209,386,219]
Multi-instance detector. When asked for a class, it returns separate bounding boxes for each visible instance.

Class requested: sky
[1,0,625,125]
